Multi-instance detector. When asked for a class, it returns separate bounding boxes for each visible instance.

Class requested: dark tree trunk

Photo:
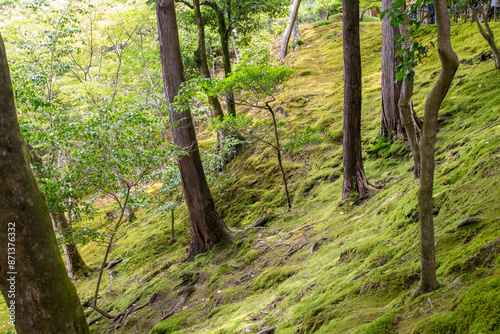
[193,0,225,119]
[155,0,232,261]
[0,34,89,334]
[341,0,371,201]
[381,0,405,140]
[413,0,459,299]
[54,212,90,278]
[206,1,236,116]
[266,102,291,211]
[280,0,302,60]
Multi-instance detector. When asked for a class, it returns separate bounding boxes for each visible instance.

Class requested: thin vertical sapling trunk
[412,0,459,299]
[214,65,293,211]
[91,187,131,319]
[267,102,292,211]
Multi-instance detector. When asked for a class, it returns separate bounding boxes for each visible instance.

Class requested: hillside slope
[2,18,500,334]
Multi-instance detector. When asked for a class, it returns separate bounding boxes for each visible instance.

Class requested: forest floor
[2,17,500,334]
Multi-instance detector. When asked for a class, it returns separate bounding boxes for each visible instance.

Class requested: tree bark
[54,212,91,278]
[0,33,89,334]
[193,0,225,119]
[381,0,405,140]
[471,4,500,69]
[266,102,291,211]
[341,0,371,200]
[206,1,236,116]
[413,0,459,299]
[155,0,232,261]
[398,5,422,178]
[292,21,300,51]
[280,0,302,60]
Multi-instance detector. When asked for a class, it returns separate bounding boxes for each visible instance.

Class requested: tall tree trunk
[193,0,225,119]
[0,34,89,334]
[398,4,422,178]
[155,0,232,261]
[341,0,371,200]
[381,0,405,140]
[280,0,302,60]
[413,0,459,299]
[53,212,90,278]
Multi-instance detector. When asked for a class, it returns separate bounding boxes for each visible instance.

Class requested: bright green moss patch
[359,309,399,334]
[150,312,186,334]
[253,266,297,290]
[413,276,500,334]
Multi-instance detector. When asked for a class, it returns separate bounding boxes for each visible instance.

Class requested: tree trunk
[471,4,500,69]
[193,0,225,119]
[267,102,291,211]
[0,34,89,334]
[155,0,232,261]
[413,0,459,299]
[280,0,302,60]
[211,3,236,116]
[381,0,405,140]
[292,21,300,51]
[398,5,422,178]
[341,0,371,201]
[54,212,90,278]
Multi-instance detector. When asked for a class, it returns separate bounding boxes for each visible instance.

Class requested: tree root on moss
[157,285,196,324]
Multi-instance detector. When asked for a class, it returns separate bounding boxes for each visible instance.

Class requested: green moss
[150,312,186,334]
[243,249,261,265]
[359,310,399,334]
[253,266,297,290]
[413,276,500,334]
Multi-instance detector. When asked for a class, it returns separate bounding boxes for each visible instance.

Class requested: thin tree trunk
[280,0,302,60]
[231,34,239,63]
[292,21,300,51]
[214,4,236,116]
[398,5,422,178]
[0,33,89,334]
[171,208,176,242]
[155,0,232,261]
[341,0,371,200]
[267,102,291,211]
[54,212,90,278]
[193,0,225,119]
[413,0,459,299]
[471,4,500,68]
[381,0,405,140]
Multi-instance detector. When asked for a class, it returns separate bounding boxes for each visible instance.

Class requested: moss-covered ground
[2,18,500,334]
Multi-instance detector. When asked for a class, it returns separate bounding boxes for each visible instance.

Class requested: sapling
[75,109,179,318]
[215,65,294,210]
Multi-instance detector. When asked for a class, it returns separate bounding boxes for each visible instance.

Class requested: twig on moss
[445,119,500,152]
